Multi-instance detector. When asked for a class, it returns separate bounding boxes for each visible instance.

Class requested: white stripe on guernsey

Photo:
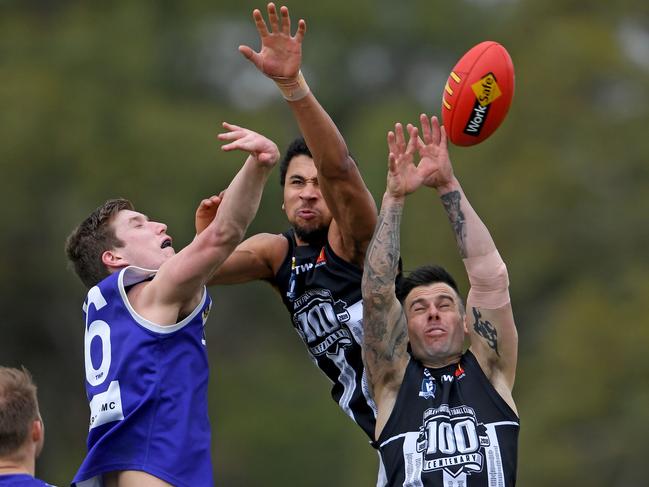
[484,422,513,486]
[332,347,358,423]
[379,432,425,486]
[118,266,207,334]
[402,432,425,487]
[376,450,388,487]
[345,300,378,416]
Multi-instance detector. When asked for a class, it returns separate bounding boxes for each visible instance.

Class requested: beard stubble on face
[293,223,329,246]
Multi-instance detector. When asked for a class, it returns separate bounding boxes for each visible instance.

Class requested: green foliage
[1,1,648,485]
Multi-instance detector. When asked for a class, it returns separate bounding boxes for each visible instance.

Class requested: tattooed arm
[417,114,518,412]
[362,122,423,439]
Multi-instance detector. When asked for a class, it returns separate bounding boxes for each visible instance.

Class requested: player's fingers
[420,113,432,143]
[430,116,441,145]
[217,131,243,142]
[406,126,419,154]
[220,142,240,152]
[238,46,263,70]
[267,3,280,33]
[295,19,306,43]
[252,9,269,37]
[280,5,291,35]
[394,123,406,152]
[222,121,244,131]
[387,130,397,155]
[439,124,448,149]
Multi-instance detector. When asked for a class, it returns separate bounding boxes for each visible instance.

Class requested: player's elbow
[317,153,357,180]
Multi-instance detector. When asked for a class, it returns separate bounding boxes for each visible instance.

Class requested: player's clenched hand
[218,122,280,166]
[238,3,305,80]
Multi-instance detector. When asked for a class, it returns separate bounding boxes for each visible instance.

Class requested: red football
[441,41,515,146]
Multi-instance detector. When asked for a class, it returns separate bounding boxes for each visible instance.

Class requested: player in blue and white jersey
[64,124,279,487]
[362,115,519,486]
[0,367,56,487]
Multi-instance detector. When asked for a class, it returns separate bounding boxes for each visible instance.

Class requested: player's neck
[0,448,35,477]
[0,462,33,476]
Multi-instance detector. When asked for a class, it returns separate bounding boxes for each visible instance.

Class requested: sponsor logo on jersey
[419,369,437,399]
[454,363,465,380]
[315,247,327,268]
[416,404,490,478]
[292,288,354,356]
[89,380,124,430]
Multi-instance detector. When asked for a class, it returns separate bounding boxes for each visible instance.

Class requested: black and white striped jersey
[273,230,377,441]
[376,351,519,486]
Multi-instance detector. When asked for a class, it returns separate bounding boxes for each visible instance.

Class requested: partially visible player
[65,124,279,487]
[196,3,384,483]
[0,366,55,487]
[362,114,519,485]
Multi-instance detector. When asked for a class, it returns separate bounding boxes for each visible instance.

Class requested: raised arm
[362,123,426,437]
[137,124,279,320]
[418,114,517,410]
[239,3,376,265]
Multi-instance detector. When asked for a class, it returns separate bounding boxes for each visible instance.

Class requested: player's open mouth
[161,238,172,249]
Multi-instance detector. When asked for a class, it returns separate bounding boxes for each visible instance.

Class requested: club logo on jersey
[416,404,490,478]
[419,369,437,399]
[292,288,354,356]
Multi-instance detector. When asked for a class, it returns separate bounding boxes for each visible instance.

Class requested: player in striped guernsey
[362,114,519,486]
[65,124,279,487]
[195,3,385,484]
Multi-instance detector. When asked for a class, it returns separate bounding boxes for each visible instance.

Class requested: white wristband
[273,70,310,101]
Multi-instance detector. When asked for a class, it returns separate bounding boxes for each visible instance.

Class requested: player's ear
[32,417,45,456]
[102,249,128,270]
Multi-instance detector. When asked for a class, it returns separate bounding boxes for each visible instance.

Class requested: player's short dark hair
[0,366,40,456]
[396,265,464,312]
[279,136,359,187]
[65,198,134,288]
[280,136,312,187]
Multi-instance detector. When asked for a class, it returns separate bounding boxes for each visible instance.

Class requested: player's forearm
[362,193,404,339]
[436,177,496,259]
[209,156,273,249]
[287,91,354,179]
[437,178,510,308]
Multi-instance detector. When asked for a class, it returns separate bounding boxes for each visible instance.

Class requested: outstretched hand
[386,123,423,198]
[239,3,306,80]
[416,114,454,191]
[217,122,280,166]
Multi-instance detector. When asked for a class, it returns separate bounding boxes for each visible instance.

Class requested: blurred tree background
[1,0,648,485]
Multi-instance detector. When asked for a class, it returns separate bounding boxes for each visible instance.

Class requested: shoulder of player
[238,232,289,271]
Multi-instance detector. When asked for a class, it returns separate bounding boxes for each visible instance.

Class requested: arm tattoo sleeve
[441,190,467,258]
[472,307,500,356]
[362,201,406,360]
